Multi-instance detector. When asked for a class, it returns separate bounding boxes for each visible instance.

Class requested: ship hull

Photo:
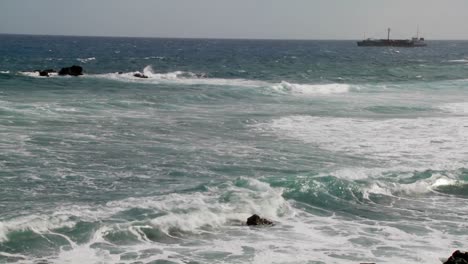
[357,39,427,47]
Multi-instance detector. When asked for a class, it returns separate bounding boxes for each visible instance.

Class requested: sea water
[0,35,468,263]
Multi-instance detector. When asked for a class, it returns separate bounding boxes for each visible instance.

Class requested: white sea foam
[91,66,353,96]
[0,71,9,74]
[18,71,58,78]
[0,177,465,263]
[390,174,458,195]
[45,58,63,61]
[0,178,298,263]
[143,56,165,60]
[271,81,351,95]
[330,166,463,197]
[330,167,386,180]
[0,222,7,242]
[438,102,468,114]
[263,115,468,170]
[364,183,393,197]
[0,214,77,243]
[76,57,96,63]
[92,66,267,88]
[431,177,459,188]
[447,59,468,63]
[17,64,354,96]
[110,178,292,235]
[0,178,290,240]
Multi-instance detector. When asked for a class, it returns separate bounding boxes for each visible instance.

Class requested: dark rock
[133,73,148,79]
[34,69,56,77]
[246,214,273,226]
[444,250,468,264]
[117,72,123,74]
[58,65,83,76]
[39,71,49,77]
[34,69,55,73]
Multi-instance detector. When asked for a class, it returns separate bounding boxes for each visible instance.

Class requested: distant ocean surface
[1,34,468,264]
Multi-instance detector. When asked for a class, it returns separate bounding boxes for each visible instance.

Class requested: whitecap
[143,56,165,60]
[90,66,353,97]
[447,59,468,63]
[76,57,96,63]
[91,66,265,88]
[271,81,351,95]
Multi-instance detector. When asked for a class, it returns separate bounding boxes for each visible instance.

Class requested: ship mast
[387,28,391,41]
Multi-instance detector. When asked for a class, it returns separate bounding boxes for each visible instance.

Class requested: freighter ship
[357,28,427,47]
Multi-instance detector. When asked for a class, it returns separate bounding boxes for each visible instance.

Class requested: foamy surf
[438,102,468,115]
[1,176,459,264]
[271,81,351,95]
[90,66,353,96]
[0,178,300,263]
[447,59,468,63]
[260,115,468,169]
[14,65,355,96]
[18,71,59,78]
[91,66,266,88]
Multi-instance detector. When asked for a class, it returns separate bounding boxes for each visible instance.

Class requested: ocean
[0,34,467,264]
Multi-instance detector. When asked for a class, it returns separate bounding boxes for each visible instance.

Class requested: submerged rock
[58,65,83,76]
[133,73,148,78]
[246,214,273,226]
[444,250,468,264]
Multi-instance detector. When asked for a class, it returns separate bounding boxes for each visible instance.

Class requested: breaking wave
[13,65,355,96]
[90,65,353,95]
[447,59,468,63]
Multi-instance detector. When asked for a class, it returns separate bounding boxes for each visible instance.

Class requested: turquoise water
[1,35,468,263]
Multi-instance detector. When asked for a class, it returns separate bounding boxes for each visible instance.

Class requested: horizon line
[1,32,468,41]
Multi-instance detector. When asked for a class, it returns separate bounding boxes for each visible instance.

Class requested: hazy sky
[1,0,467,39]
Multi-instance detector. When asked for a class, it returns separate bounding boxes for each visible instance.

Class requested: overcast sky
[1,0,467,40]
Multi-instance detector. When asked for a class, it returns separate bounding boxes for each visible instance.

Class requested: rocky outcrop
[444,250,468,264]
[246,214,273,226]
[133,73,148,78]
[58,65,83,76]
